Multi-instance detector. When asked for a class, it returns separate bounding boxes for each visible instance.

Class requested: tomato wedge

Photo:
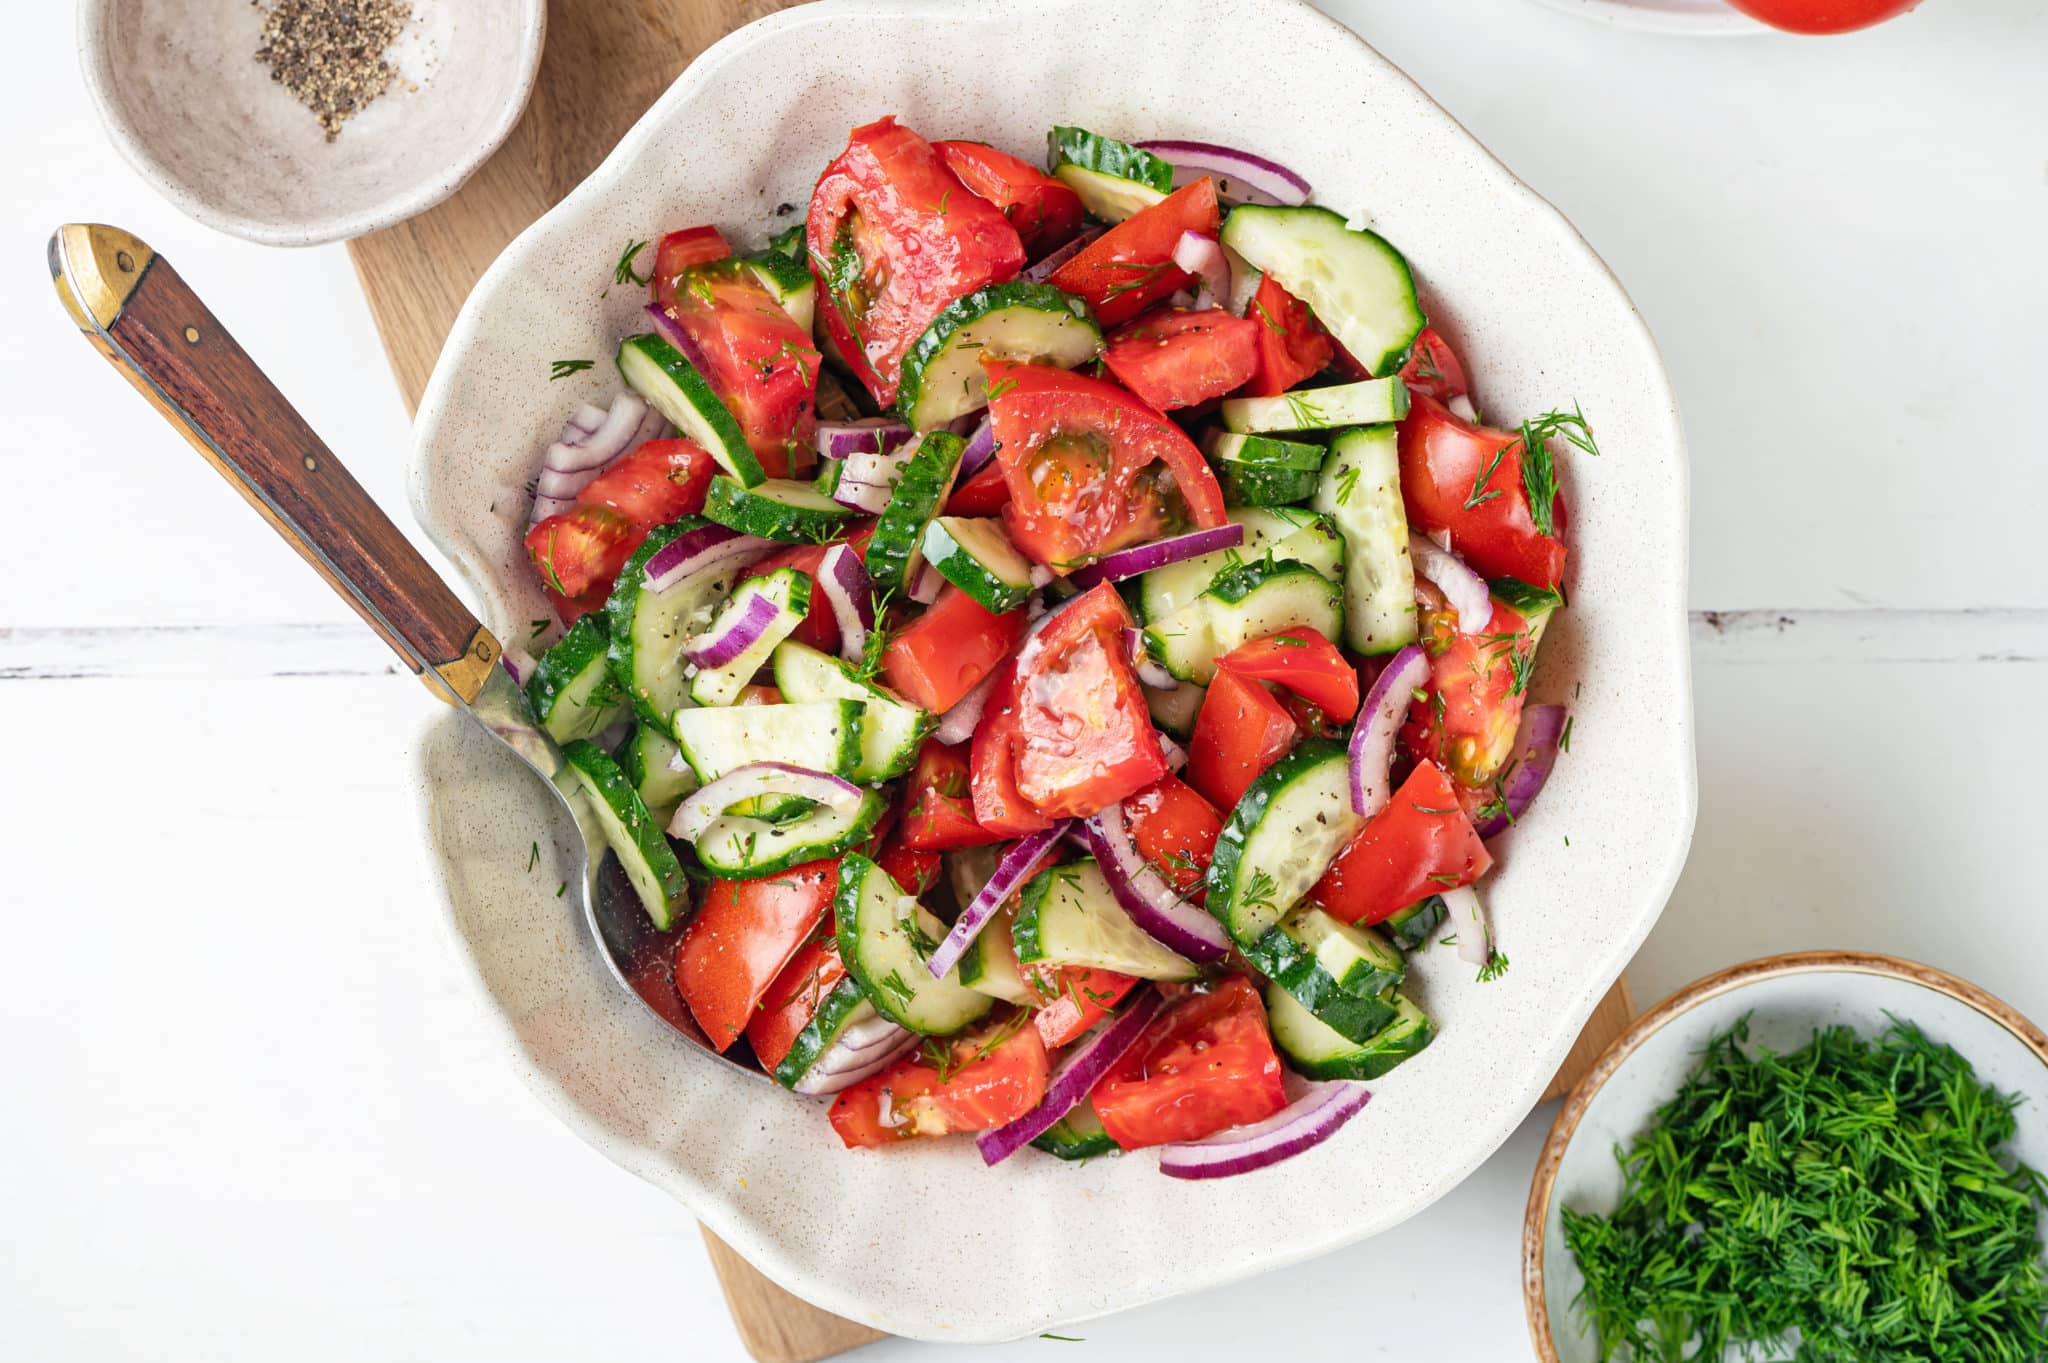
[1400,596,1534,788]
[807,116,1026,406]
[1123,774,1223,897]
[874,836,943,898]
[898,739,999,851]
[1241,273,1333,397]
[829,1015,1049,1148]
[1216,627,1360,721]
[1309,761,1494,926]
[985,359,1226,568]
[880,584,1029,715]
[1102,307,1260,412]
[676,860,837,1050]
[525,504,637,604]
[1028,966,1138,1049]
[1187,666,1299,812]
[933,139,1084,259]
[1397,325,1469,404]
[744,929,846,1075]
[573,438,718,529]
[1004,582,1166,820]
[660,261,820,478]
[649,225,732,311]
[1091,978,1287,1149]
[1049,177,1221,328]
[969,661,1055,838]
[1398,392,1568,590]
[943,456,1011,516]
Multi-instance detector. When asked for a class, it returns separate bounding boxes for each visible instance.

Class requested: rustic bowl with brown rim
[1523,950,2048,1362]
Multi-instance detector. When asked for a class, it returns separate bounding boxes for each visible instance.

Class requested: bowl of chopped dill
[78,0,545,246]
[1525,950,2048,1363]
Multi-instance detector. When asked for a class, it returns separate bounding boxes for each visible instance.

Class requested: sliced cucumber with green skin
[921,516,1037,613]
[1206,739,1366,947]
[743,250,816,335]
[560,740,690,931]
[1135,506,1343,625]
[1219,203,1427,379]
[864,430,965,595]
[769,641,933,781]
[617,333,765,487]
[687,566,811,707]
[1267,985,1436,1081]
[1031,1100,1123,1161]
[1047,126,1172,223]
[834,852,993,1035]
[1383,896,1447,952]
[766,222,806,264]
[704,476,855,545]
[1144,679,1205,738]
[959,904,1039,1006]
[695,787,888,880]
[772,976,875,1089]
[1143,556,1344,684]
[527,613,627,744]
[606,518,766,730]
[1244,907,1405,1043]
[1014,858,1201,982]
[897,283,1102,430]
[670,700,867,782]
[617,723,696,825]
[1314,425,1417,656]
[1209,432,1325,508]
[1220,377,1410,434]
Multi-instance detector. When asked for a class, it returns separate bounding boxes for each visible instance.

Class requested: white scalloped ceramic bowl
[406,0,1695,1340]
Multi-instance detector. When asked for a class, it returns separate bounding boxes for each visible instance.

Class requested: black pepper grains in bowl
[253,0,414,141]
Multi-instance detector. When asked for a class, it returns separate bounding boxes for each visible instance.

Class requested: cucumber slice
[605,518,766,729]
[1267,985,1437,1081]
[921,516,1037,613]
[1206,739,1367,947]
[527,614,627,744]
[766,222,806,263]
[1244,906,1405,1043]
[769,641,933,781]
[1013,858,1201,982]
[1047,126,1172,223]
[694,786,889,880]
[897,282,1102,430]
[1209,432,1325,508]
[616,723,696,825]
[1134,506,1342,625]
[959,904,1039,1006]
[1144,679,1205,738]
[743,250,816,334]
[1383,896,1447,952]
[1143,556,1344,684]
[1219,203,1427,379]
[772,976,876,1089]
[687,566,812,707]
[864,430,965,595]
[1314,425,1417,656]
[1031,1099,1122,1160]
[670,700,867,782]
[560,740,690,931]
[1220,377,1410,434]
[617,333,765,487]
[703,476,856,545]
[834,853,993,1035]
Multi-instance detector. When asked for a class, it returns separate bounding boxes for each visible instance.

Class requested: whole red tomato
[1724,0,1919,33]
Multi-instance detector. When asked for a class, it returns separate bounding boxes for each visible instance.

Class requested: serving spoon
[49,222,737,1064]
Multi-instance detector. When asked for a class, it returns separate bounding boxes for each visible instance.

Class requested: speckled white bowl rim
[1526,0,1769,35]
[405,0,1698,1341]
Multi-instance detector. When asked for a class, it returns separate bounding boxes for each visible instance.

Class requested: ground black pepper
[253,0,414,142]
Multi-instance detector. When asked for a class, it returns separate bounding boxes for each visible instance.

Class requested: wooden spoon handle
[49,224,500,705]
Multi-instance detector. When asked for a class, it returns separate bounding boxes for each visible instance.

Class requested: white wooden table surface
[5,1,2045,1358]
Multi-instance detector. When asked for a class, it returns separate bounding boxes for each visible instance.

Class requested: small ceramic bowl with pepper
[1524,951,2048,1361]
[79,0,545,246]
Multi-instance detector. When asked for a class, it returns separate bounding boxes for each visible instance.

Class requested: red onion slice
[818,544,876,664]
[1443,886,1490,967]
[977,989,1163,1165]
[1408,534,1491,636]
[1472,703,1567,838]
[927,823,1071,979]
[1134,140,1312,208]
[906,558,946,606]
[1349,644,1429,816]
[844,444,914,490]
[563,402,608,438]
[682,587,785,669]
[933,666,1000,745]
[528,392,659,525]
[1121,627,1178,690]
[792,1027,917,1096]
[499,648,537,687]
[1022,226,1103,283]
[959,416,998,478]
[1065,524,1246,589]
[1082,802,1231,962]
[818,419,913,462]
[1157,732,1188,773]
[1171,232,1230,310]
[1157,1082,1369,1180]
[829,476,895,516]
[641,522,774,593]
[668,762,866,842]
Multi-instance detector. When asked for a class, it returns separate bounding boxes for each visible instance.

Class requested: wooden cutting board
[345,3,1637,1357]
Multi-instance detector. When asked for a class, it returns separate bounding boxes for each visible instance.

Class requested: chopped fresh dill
[549,358,595,381]
[613,239,650,287]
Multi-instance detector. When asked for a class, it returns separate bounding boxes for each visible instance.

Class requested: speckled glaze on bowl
[79,0,544,246]
[406,0,1695,1340]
